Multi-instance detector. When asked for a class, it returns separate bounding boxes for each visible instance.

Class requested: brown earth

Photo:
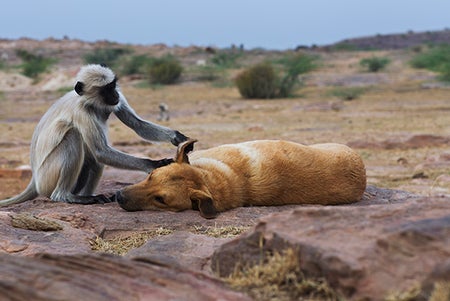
[0,40,449,300]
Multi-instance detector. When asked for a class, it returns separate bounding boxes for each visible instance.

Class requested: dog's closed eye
[154,196,165,205]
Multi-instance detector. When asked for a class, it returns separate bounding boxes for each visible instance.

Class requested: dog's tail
[0,178,38,207]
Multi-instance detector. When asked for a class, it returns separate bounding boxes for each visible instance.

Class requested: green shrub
[147,56,183,85]
[16,49,56,79]
[119,55,155,76]
[235,63,277,99]
[277,54,317,97]
[193,65,223,82]
[83,47,132,67]
[410,45,450,69]
[360,56,390,72]
[211,51,242,68]
[410,45,450,82]
[236,54,317,99]
[439,63,450,82]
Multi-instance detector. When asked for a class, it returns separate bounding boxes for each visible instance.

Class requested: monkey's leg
[71,160,91,195]
[71,161,111,203]
[48,130,110,204]
[71,152,104,196]
[78,161,105,197]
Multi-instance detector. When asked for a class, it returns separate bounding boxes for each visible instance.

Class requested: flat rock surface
[126,231,232,273]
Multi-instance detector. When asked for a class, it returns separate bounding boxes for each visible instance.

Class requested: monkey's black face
[99,78,120,106]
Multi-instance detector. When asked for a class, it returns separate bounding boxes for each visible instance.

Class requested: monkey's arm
[96,145,172,173]
[82,124,171,173]
[114,96,188,146]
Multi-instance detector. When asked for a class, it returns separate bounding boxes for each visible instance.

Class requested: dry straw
[226,248,340,301]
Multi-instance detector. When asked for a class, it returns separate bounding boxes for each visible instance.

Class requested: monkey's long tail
[0,178,38,207]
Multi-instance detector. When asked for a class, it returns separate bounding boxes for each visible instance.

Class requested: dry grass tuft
[384,281,450,301]
[385,284,421,301]
[226,248,340,301]
[90,227,174,255]
[90,225,247,256]
[429,282,450,301]
[191,225,250,238]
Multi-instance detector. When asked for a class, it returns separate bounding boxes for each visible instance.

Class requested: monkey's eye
[154,196,165,205]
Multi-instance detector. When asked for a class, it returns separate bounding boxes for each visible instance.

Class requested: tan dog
[116,139,366,218]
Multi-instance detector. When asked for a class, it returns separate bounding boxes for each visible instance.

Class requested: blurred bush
[193,65,223,82]
[211,50,242,69]
[276,53,317,97]
[16,49,56,79]
[83,47,132,67]
[235,53,317,99]
[410,45,450,82]
[147,56,183,85]
[360,56,390,72]
[235,63,277,99]
[119,55,155,76]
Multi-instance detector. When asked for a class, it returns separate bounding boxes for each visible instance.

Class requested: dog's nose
[115,190,139,212]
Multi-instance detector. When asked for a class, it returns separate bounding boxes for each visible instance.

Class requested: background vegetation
[360,56,390,72]
[83,47,132,67]
[147,55,183,85]
[119,54,155,76]
[235,53,317,99]
[16,49,56,79]
[410,45,450,81]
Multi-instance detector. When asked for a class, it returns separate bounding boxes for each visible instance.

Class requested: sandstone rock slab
[0,185,417,259]
[0,211,94,256]
[0,253,251,301]
[126,231,233,272]
[212,197,450,300]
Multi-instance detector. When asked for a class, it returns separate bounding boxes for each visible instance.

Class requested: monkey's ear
[175,139,197,164]
[75,81,84,96]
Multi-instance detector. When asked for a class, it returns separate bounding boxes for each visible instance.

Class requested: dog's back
[190,140,366,208]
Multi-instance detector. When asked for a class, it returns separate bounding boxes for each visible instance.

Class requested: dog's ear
[175,139,198,164]
[189,188,217,219]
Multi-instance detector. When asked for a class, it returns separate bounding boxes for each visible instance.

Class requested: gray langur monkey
[0,64,188,207]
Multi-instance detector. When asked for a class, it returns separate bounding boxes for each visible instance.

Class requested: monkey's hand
[171,131,189,146]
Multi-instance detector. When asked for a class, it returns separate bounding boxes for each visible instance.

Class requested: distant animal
[157,102,170,121]
[0,64,188,207]
[116,139,367,218]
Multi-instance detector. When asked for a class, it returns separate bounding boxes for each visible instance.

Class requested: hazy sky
[1,0,449,49]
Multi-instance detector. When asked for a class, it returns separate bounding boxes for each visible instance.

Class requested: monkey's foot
[66,194,114,205]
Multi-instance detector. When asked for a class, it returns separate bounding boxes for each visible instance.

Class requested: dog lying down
[116,139,366,219]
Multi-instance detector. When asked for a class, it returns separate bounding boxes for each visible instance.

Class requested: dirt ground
[1,49,449,200]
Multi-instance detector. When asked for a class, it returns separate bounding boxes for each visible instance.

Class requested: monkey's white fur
[76,64,115,89]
